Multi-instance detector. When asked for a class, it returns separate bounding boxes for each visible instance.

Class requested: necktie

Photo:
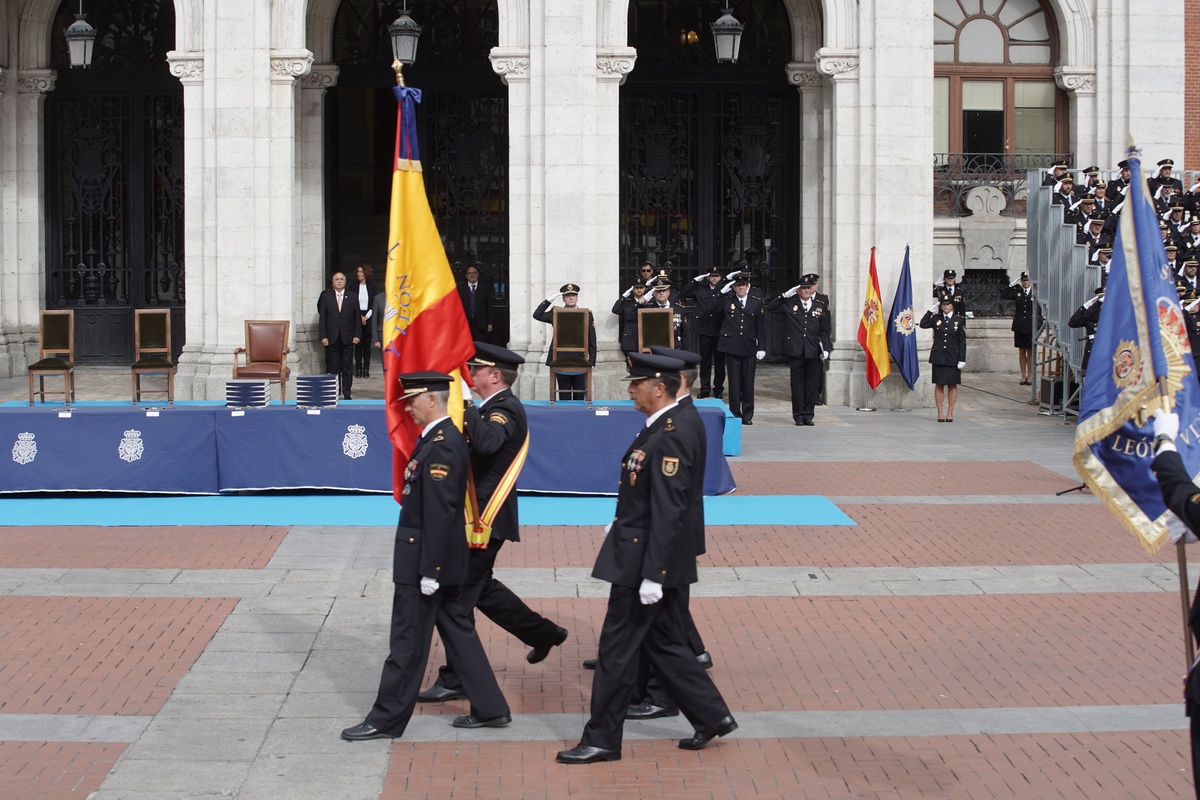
[336,293,342,311]
[470,284,477,315]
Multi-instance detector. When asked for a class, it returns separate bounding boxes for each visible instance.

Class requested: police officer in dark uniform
[533,283,597,400]
[1042,160,1069,187]
[920,297,967,422]
[613,281,651,356]
[716,271,764,424]
[680,266,726,398]
[342,372,510,741]
[766,275,832,426]
[1150,158,1184,197]
[1000,271,1037,385]
[647,276,688,349]
[933,269,967,317]
[1067,288,1103,372]
[556,353,736,764]
[418,345,568,705]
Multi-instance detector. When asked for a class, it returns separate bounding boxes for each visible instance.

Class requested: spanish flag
[857,247,891,389]
[382,85,475,503]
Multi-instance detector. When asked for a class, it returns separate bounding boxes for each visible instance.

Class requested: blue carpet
[0,494,853,527]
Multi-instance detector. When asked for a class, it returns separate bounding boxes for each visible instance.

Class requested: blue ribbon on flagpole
[393,85,423,162]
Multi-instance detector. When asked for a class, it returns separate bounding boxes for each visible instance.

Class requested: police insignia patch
[489,412,508,425]
[429,463,450,480]
[661,457,679,476]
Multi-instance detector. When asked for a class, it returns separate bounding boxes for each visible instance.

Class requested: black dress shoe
[742,419,753,426]
[452,713,512,729]
[695,651,713,670]
[556,744,621,764]
[416,684,467,703]
[341,722,398,741]
[698,391,711,399]
[582,658,597,670]
[626,701,679,720]
[678,716,738,750]
[527,626,568,664]
[803,420,815,426]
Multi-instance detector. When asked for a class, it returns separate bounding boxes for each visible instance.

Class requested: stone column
[10,70,56,375]
[296,64,338,376]
[0,64,15,376]
[786,63,826,282]
[1055,67,1096,171]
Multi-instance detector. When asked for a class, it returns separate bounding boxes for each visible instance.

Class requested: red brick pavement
[497,504,1170,569]
[0,526,287,569]
[416,593,1182,715]
[382,732,1190,799]
[731,461,1070,496]
[0,596,237,715]
[0,742,126,800]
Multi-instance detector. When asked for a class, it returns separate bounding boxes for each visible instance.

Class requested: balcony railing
[934,152,1072,218]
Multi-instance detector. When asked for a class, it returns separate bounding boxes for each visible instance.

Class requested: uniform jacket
[932,284,968,317]
[919,310,967,366]
[674,395,707,558]
[999,284,1039,334]
[591,406,702,589]
[647,298,689,350]
[716,293,764,356]
[458,281,494,335]
[462,388,527,542]
[612,295,648,353]
[394,421,470,587]
[317,288,361,344]
[1150,448,1200,707]
[765,293,832,359]
[533,300,597,366]
[1067,300,1101,341]
[680,280,724,338]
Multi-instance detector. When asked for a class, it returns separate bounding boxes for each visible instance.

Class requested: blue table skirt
[0,403,736,496]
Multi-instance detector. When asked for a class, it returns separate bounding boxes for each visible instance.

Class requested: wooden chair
[637,307,675,353]
[131,309,174,404]
[233,320,291,403]
[548,307,592,404]
[28,310,75,406]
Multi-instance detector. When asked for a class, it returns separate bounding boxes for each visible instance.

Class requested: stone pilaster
[296,64,338,376]
[1056,66,1097,171]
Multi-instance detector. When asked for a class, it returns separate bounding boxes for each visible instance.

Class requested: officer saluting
[766,274,832,426]
[557,353,736,764]
[716,271,765,425]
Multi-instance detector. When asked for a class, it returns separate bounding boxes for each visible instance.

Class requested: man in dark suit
[318,271,360,400]
[418,344,569,704]
[680,267,726,399]
[767,275,832,426]
[556,353,736,764]
[458,264,494,341]
[533,283,597,401]
[716,272,764,424]
[341,372,510,741]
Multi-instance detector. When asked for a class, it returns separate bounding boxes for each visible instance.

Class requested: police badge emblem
[11,432,36,465]
[661,457,679,476]
[118,429,145,463]
[342,424,368,459]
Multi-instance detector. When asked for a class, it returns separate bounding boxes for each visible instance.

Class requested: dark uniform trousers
[788,355,823,423]
[581,585,730,752]
[725,355,756,422]
[697,334,725,397]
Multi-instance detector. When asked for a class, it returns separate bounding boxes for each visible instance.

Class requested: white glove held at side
[756,350,766,361]
[420,577,439,596]
[638,578,663,605]
[957,361,966,369]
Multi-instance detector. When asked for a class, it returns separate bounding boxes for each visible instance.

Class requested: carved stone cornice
[1054,67,1096,94]
[785,62,823,89]
[166,51,204,84]
[815,48,859,79]
[489,48,530,85]
[596,47,637,85]
[270,49,314,83]
[17,69,56,95]
[301,64,339,91]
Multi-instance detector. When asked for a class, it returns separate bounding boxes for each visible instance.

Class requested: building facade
[0,0,1186,404]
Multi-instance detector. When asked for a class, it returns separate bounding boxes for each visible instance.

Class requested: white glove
[545,293,560,305]
[638,578,663,605]
[622,286,633,298]
[1154,410,1181,442]
[1187,298,1200,313]
[820,351,828,361]
[1191,182,1200,193]
[1083,296,1098,309]
[956,361,966,369]
[756,350,766,361]
[720,282,733,295]
[1011,276,1021,286]
[694,273,707,283]
[420,577,439,596]
[783,286,797,298]
[725,270,741,281]
[929,303,940,314]
[1167,513,1198,545]
[461,380,473,401]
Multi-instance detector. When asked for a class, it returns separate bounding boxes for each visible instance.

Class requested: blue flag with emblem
[1073,146,1200,553]
[887,245,920,390]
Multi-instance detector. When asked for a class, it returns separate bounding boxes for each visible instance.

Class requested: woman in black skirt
[920,296,967,422]
[1000,272,1036,385]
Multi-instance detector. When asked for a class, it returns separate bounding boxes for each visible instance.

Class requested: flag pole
[1159,373,1196,666]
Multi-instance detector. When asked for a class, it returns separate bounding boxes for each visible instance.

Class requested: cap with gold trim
[396,371,454,400]
[468,342,524,371]
[623,352,685,381]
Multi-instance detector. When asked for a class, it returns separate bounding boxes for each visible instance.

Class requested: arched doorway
[44,0,184,363]
[328,0,511,344]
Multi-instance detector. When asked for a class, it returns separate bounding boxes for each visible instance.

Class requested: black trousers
[325,341,355,398]
[434,539,561,691]
[639,585,706,711]
[697,335,724,396]
[354,324,372,375]
[581,586,731,751]
[724,353,756,422]
[788,355,824,422]
[366,583,509,735]
[554,372,587,401]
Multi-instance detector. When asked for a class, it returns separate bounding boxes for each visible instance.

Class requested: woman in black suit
[352,264,379,378]
[919,295,967,422]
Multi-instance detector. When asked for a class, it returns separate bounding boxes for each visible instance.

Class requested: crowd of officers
[1046,158,1200,371]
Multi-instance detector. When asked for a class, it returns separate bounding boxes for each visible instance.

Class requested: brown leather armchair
[233,320,291,403]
